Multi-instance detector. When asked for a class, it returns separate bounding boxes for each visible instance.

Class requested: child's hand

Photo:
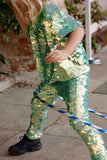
[44,49,71,64]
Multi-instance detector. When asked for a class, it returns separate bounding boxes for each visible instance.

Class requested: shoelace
[17,134,28,146]
[19,135,25,141]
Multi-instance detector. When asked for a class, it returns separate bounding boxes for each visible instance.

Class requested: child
[8,0,107,159]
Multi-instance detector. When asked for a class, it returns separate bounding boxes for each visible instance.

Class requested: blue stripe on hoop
[100,115,106,118]
[98,128,107,133]
[48,104,54,108]
[90,110,96,113]
[84,122,92,126]
[69,116,78,120]
[58,110,66,114]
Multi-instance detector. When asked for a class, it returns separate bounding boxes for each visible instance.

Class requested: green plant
[0,0,22,42]
[65,0,107,53]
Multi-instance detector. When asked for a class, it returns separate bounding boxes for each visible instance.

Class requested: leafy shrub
[0,0,22,41]
[65,0,107,53]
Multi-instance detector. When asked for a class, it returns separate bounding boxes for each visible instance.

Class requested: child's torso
[27,2,90,84]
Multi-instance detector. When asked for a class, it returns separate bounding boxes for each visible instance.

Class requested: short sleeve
[44,2,83,38]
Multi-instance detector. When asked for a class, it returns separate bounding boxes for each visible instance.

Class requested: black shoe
[8,134,42,155]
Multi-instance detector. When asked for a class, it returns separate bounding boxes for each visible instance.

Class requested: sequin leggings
[27,72,107,159]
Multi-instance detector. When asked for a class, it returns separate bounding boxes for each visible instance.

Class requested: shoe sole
[28,145,42,152]
[8,145,42,156]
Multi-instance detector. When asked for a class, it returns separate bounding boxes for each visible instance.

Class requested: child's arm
[11,3,28,36]
[45,27,84,64]
[63,27,84,54]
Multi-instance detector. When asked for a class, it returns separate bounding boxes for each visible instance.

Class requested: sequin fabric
[26,1,107,159]
[27,1,90,83]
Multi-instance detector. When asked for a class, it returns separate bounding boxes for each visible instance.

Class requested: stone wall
[0,33,36,73]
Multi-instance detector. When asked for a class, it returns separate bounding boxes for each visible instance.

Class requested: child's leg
[57,72,107,160]
[26,83,58,140]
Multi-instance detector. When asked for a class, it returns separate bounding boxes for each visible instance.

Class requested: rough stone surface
[0,77,15,92]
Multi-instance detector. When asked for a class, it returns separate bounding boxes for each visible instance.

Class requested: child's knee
[31,96,43,109]
[33,84,58,104]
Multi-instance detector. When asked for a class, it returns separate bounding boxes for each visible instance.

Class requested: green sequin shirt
[27,1,90,84]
